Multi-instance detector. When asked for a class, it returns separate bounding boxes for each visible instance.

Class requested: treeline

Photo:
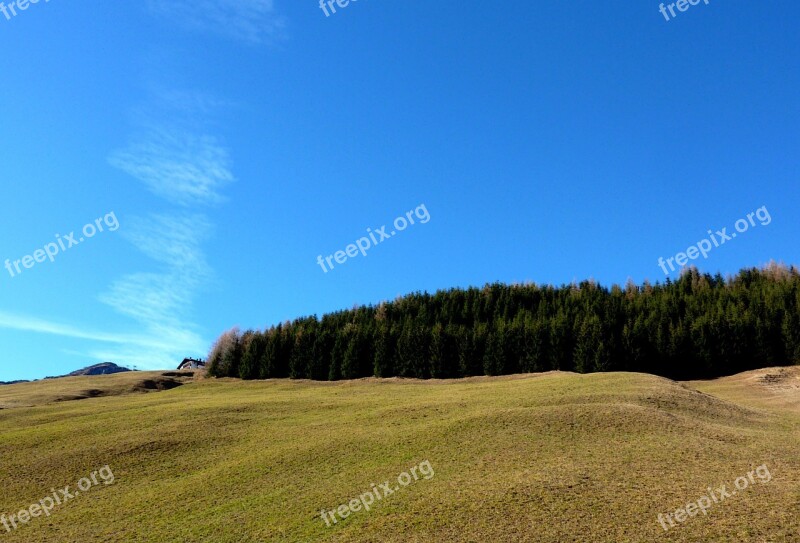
[207,263,800,381]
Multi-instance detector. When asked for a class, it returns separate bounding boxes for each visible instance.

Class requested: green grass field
[0,368,797,542]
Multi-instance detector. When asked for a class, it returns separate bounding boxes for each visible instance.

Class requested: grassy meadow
[0,368,797,542]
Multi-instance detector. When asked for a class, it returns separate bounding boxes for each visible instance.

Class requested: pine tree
[329,331,347,381]
[430,324,459,378]
[258,328,279,379]
[483,322,506,376]
[521,318,548,373]
[240,332,266,380]
[373,324,395,377]
[290,327,315,379]
[573,316,597,374]
[342,328,369,379]
[311,327,334,380]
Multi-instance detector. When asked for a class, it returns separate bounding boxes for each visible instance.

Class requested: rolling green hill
[0,368,797,542]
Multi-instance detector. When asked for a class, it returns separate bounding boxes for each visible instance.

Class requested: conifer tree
[240,331,266,380]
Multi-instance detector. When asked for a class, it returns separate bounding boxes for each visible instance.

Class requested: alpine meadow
[1,1,798,542]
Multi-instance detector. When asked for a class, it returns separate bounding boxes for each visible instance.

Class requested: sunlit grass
[0,369,797,542]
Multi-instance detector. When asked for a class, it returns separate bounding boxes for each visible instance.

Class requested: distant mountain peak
[68,363,132,377]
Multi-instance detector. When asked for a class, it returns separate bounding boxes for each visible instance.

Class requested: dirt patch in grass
[132,377,185,392]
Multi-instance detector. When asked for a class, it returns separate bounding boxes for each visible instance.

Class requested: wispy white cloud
[122,213,212,271]
[85,318,207,371]
[146,0,286,44]
[109,128,234,207]
[91,212,215,369]
[0,311,201,353]
[0,92,237,373]
[100,272,195,326]
[100,86,236,370]
[99,213,211,325]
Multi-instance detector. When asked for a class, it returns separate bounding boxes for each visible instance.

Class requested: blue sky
[0,0,798,381]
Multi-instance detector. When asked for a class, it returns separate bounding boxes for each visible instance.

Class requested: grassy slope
[0,371,194,409]
[0,369,797,543]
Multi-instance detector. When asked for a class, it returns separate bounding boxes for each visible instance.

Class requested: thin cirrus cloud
[0,199,217,373]
[94,210,217,369]
[145,0,286,44]
[0,310,201,353]
[101,99,236,369]
[98,214,212,327]
[119,213,212,272]
[109,127,234,207]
